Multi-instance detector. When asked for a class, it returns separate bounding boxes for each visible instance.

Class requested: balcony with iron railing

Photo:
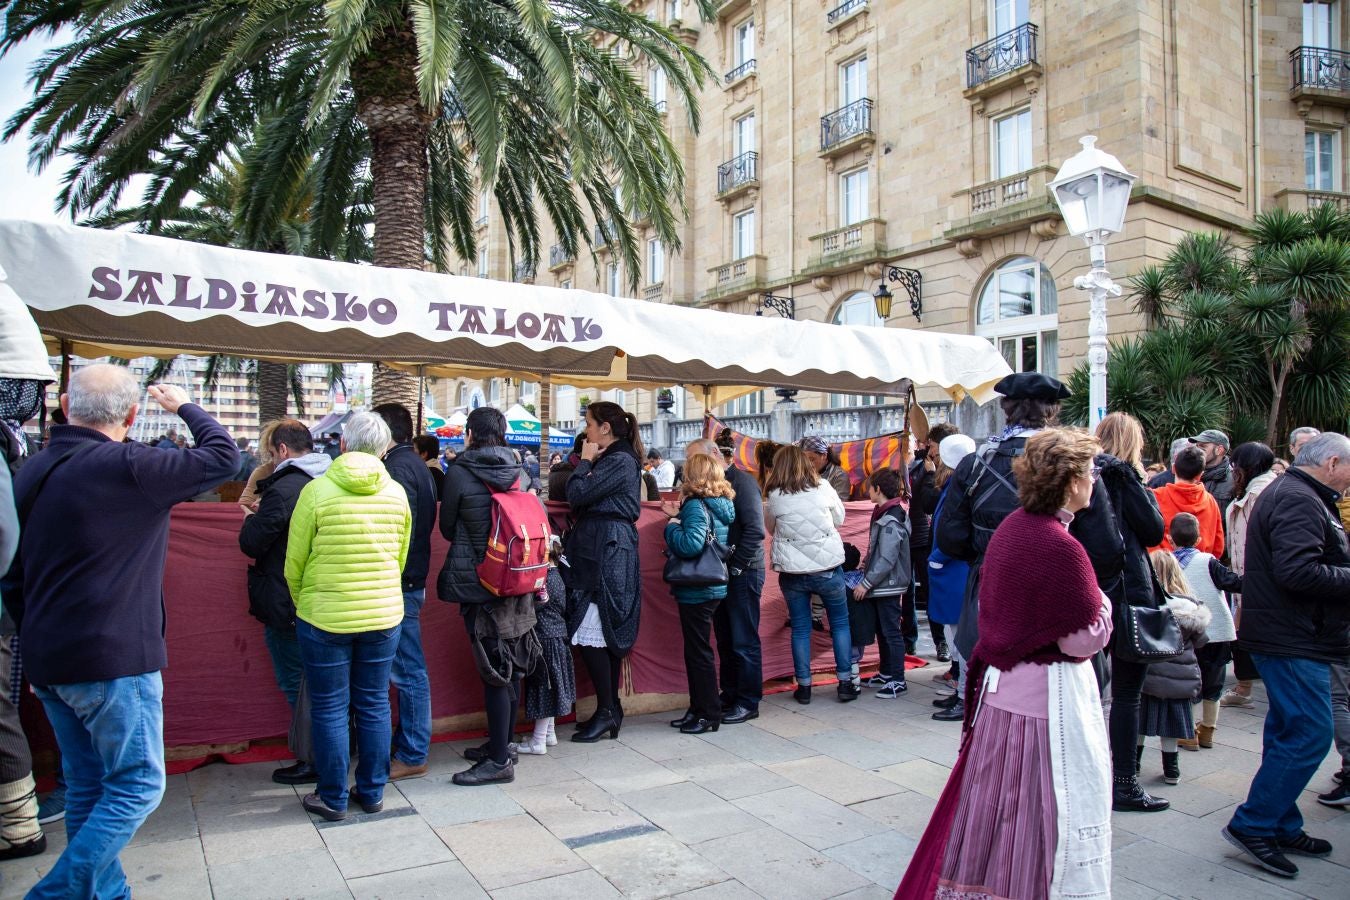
[548,243,574,271]
[594,219,617,250]
[819,98,873,157]
[717,150,759,199]
[806,218,887,274]
[1290,46,1350,110]
[514,261,535,283]
[653,99,668,114]
[827,0,868,27]
[964,23,1041,100]
[725,58,757,85]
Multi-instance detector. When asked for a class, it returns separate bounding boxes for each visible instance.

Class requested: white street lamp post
[1047,136,1137,430]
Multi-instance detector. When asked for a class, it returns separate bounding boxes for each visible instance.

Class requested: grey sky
[1,33,71,223]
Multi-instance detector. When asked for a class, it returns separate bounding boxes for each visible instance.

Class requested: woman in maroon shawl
[896,428,1114,900]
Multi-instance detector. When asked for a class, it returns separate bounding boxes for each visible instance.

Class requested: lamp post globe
[1047,136,1136,431]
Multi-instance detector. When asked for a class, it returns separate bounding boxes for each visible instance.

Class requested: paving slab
[198,797,327,866]
[118,837,211,900]
[696,723,817,765]
[872,758,954,800]
[766,755,904,806]
[732,786,887,851]
[617,781,764,844]
[508,778,649,842]
[659,748,795,801]
[788,729,915,771]
[349,860,488,899]
[395,773,524,827]
[576,830,729,900]
[823,830,917,888]
[671,880,764,899]
[128,773,198,846]
[437,814,587,890]
[1112,838,1307,900]
[186,760,298,808]
[846,790,940,842]
[490,868,624,899]
[319,809,456,879]
[618,720,713,762]
[748,707,834,740]
[560,744,687,794]
[693,826,870,900]
[207,846,353,900]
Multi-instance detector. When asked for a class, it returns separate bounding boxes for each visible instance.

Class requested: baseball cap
[1187,429,1230,450]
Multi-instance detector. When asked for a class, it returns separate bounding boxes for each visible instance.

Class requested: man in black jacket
[1189,428,1235,518]
[906,422,958,661]
[1223,432,1350,879]
[238,420,331,785]
[689,439,765,724]
[373,404,437,781]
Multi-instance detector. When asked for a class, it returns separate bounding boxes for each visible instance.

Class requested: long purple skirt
[936,705,1055,900]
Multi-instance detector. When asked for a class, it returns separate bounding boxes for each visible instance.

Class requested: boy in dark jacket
[238,420,331,785]
[852,468,912,699]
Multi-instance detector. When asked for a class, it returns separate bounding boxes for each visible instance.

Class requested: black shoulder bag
[662,499,732,588]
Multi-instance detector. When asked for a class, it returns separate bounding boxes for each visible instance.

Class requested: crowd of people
[0,335,1346,897]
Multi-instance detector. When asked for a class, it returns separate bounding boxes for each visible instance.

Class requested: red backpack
[477,486,552,597]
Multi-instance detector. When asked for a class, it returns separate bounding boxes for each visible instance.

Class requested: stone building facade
[451,0,1344,433]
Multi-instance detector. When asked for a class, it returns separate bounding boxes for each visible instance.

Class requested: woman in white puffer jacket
[764,445,857,704]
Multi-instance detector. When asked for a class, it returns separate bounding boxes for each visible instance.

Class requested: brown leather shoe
[1196,723,1215,748]
[1177,736,1200,752]
[388,759,429,781]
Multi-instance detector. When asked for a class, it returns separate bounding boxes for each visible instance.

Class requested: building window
[734,19,755,67]
[991,0,1029,36]
[720,391,764,416]
[1305,1,1338,47]
[478,190,490,224]
[829,292,887,407]
[560,279,572,291]
[734,112,756,156]
[649,66,667,106]
[607,262,620,296]
[975,256,1059,379]
[992,108,1032,179]
[840,167,868,226]
[477,248,489,277]
[840,55,867,105]
[1307,130,1341,191]
[667,0,682,22]
[733,209,755,259]
[647,238,664,284]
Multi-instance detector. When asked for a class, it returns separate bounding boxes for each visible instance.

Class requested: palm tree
[3,0,717,406]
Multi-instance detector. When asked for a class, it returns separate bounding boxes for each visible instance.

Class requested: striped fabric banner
[704,414,761,475]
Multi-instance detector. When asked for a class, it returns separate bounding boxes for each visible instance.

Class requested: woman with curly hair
[897,428,1113,900]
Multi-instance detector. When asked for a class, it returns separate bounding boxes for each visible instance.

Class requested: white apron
[1047,660,1113,898]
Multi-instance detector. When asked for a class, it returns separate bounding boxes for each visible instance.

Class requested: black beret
[994,372,1070,402]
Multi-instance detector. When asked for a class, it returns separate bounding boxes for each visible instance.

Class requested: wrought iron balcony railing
[725,58,756,83]
[514,261,534,282]
[717,151,758,194]
[966,23,1039,89]
[549,244,573,269]
[654,99,668,114]
[1291,45,1350,93]
[820,98,873,151]
[827,0,867,25]
[594,220,616,246]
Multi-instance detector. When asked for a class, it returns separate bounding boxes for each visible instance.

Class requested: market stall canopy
[0,219,1011,403]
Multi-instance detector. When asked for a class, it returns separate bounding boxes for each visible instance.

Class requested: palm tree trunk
[257,360,291,425]
[353,18,431,408]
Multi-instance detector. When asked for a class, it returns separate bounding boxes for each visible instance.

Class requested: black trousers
[901,546,945,646]
[1232,644,1261,682]
[715,569,764,711]
[679,599,722,720]
[1109,650,1148,781]
[1197,641,1232,703]
[872,593,908,682]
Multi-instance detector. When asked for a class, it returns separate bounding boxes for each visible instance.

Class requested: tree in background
[1062,206,1350,456]
[3,0,718,407]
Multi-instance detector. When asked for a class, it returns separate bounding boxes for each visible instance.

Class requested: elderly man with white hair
[4,363,237,899]
[1223,432,1350,879]
[284,411,412,822]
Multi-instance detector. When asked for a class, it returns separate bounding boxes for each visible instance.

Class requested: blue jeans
[263,625,303,709]
[296,619,400,812]
[715,568,765,711]
[391,589,431,766]
[1229,653,1334,838]
[779,568,853,683]
[31,673,166,900]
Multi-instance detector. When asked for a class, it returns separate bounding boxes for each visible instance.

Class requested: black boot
[272,761,319,785]
[1112,776,1169,812]
[932,694,960,709]
[793,684,811,705]
[1161,751,1180,785]
[670,710,696,729]
[1135,744,1144,775]
[572,707,620,743]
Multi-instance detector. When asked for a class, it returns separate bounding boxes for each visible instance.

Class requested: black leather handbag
[1113,569,1184,663]
[662,500,732,588]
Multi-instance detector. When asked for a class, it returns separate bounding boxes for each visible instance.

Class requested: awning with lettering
[0,219,1011,403]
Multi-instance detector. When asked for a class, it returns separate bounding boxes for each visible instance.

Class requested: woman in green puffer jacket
[661,453,736,735]
[284,412,412,823]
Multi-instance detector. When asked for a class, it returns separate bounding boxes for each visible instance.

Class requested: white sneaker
[516,735,549,755]
[1220,690,1254,709]
[546,724,557,746]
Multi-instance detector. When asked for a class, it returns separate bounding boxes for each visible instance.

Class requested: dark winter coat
[437,446,531,605]
[1142,595,1211,700]
[1237,466,1350,664]
[1202,458,1236,520]
[238,454,331,629]
[563,441,643,654]
[1075,454,1165,610]
[725,463,766,572]
[382,442,437,590]
[907,459,938,551]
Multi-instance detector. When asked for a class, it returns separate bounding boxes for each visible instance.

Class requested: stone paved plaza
[1,657,1346,899]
